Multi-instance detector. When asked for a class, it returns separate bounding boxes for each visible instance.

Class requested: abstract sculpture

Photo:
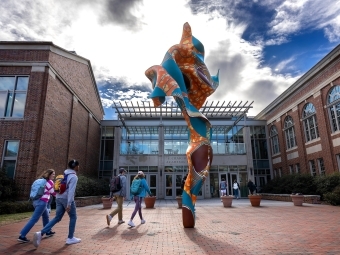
[145,22,219,228]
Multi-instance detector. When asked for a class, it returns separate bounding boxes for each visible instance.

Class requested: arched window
[327,85,340,132]
[302,103,319,142]
[270,126,280,154]
[284,116,296,149]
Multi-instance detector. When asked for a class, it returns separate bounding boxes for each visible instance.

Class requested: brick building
[0,42,104,199]
[256,44,340,177]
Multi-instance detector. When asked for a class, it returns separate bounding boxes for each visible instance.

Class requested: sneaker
[106,215,112,226]
[141,219,146,224]
[66,237,81,245]
[17,236,30,243]
[45,231,55,237]
[33,232,42,248]
[118,220,125,224]
[128,220,135,227]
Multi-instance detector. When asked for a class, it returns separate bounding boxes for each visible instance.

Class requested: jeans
[41,198,77,239]
[130,196,143,220]
[109,196,124,221]
[20,199,49,237]
[233,189,239,198]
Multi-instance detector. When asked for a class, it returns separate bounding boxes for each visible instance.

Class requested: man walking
[106,168,127,226]
[33,160,80,247]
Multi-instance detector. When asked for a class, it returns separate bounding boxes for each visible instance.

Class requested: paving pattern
[1,198,340,255]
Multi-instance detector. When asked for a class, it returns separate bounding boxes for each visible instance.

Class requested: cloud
[268,0,340,43]
[99,0,144,31]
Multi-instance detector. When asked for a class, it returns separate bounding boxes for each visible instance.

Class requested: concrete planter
[144,196,156,208]
[221,196,233,207]
[291,195,304,206]
[101,197,113,209]
[176,196,183,208]
[248,194,262,207]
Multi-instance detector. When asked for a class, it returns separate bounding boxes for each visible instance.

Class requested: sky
[1,0,340,119]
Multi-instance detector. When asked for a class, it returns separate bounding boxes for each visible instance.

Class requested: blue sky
[0,0,339,119]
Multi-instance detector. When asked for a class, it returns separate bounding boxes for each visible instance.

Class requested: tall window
[270,126,280,154]
[317,158,325,176]
[289,165,293,174]
[309,160,317,176]
[0,76,29,118]
[1,140,19,178]
[295,163,300,174]
[302,103,319,142]
[284,116,296,149]
[327,85,340,132]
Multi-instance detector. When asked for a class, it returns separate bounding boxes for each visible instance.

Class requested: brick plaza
[1,199,340,255]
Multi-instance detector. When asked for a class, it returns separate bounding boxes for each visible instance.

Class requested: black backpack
[110,175,122,192]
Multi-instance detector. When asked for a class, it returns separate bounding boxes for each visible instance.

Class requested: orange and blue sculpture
[145,22,219,228]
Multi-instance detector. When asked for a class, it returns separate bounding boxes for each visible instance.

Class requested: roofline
[0,41,104,115]
[255,43,340,120]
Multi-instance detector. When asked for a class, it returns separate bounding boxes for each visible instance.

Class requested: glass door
[255,176,266,193]
[146,174,157,197]
[165,173,185,199]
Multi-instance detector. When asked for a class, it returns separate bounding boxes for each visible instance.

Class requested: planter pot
[144,196,156,208]
[101,197,113,209]
[221,196,233,207]
[248,194,262,207]
[176,196,183,208]
[291,195,304,206]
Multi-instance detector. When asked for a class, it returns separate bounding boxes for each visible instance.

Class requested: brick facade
[257,44,340,176]
[0,42,104,199]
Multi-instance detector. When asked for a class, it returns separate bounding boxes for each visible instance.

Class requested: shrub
[0,167,17,201]
[323,185,340,205]
[0,201,33,215]
[261,174,316,194]
[315,173,340,199]
[75,175,110,197]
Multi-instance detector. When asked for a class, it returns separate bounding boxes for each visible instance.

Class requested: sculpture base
[182,207,195,228]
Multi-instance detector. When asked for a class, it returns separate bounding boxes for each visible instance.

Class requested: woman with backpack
[18,169,56,243]
[128,171,152,228]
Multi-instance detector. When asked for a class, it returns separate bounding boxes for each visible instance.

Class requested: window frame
[1,140,20,178]
[0,76,29,118]
[309,160,317,177]
[302,103,319,142]
[270,126,280,155]
[283,116,297,149]
[327,85,340,133]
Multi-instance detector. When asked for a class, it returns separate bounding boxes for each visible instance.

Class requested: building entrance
[164,173,203,199]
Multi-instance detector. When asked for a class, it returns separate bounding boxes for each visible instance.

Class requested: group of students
[18,163,153,249]
[106,168,152,228]
[18,159,81,247]
[219,179,257,198]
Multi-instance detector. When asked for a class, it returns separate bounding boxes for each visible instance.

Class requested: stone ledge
[74,196,103,207]
[260,193,321,204]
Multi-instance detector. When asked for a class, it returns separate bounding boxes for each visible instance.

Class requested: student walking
[128,171,152,227]
[247,179,257,195]
[33,160,80,247]
[219,178,227,197]
[233,179,240,199]
[106,168,127,226]
[18,169,56,243]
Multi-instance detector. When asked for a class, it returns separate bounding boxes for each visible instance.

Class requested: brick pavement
[1,198,340,255]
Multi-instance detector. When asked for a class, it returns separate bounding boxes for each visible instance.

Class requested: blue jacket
[135,178,151,198]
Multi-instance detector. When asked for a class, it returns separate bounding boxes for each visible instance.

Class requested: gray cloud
[99,0,144,31]
[206,41,246,99]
